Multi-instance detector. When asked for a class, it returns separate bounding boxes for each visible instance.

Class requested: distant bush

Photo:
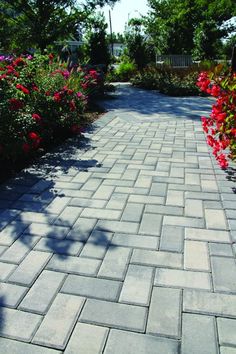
[107,61,137,82]
[131,65,203,96]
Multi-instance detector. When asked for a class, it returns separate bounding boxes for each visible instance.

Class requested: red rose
[53,92,62,102]
[9,98,24,110]
[32,113,42,123]
[28,132,39,140]
[16,84,30,95]
[69,100,76,111]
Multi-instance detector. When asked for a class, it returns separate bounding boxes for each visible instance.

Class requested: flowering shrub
[131,65,201,96]
[0,53,101,162]
[197,65,236,169]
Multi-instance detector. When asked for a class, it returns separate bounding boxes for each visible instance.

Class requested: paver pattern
[0,83,236,353]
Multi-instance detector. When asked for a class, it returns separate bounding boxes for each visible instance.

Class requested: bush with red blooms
[197,65,236,169]
[0,53,101,162]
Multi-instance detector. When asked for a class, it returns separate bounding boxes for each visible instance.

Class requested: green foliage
[0,0,120,52]
[0,53,102,162]
[85,14,110,68]
[107,60,137,82]
[146,0,236,58]
[125,18,155,70]
[131,65,202,96]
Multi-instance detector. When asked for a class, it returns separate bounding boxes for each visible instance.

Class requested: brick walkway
[0,83,236,353]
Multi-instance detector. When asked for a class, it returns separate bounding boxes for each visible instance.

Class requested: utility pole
[109,9,114,57]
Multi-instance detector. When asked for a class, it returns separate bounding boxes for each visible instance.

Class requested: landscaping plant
[197,65,236,168]
[0,53,100,163]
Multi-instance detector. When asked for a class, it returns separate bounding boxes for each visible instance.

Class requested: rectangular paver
[155,268,211,290]
[8,251,51,286]
[205,209,227,230]
[121,203,144,222]
[211,256,236,293]
[185,228,230,243]
[139,214,162,236]
[147,287,181,338]
[19,270,66,314]
[0,235,40,264]
[65,323,108,354]
[217,318,236,347]
[181,313,218,354]
[0,307,42,341]
[183,289,236,317]
[184,240,210,271]
[104,329,179,354]
[46,255,101,276]
[0,338,61,354]
[33,293,85,350]
[111,233,158,250]
[0,283,27,308]
[119,265,154,306]
[80,299,147,332]
[131,249,182,269]
[61,274,121,301]
[160,225,184,252]
[98,246,131,280]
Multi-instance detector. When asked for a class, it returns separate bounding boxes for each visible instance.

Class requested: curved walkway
[0,84,236,353]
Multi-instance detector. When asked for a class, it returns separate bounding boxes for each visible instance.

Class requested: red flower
[81,83,88,90]
[216,153,228,169]
[28,132,39,140]
[32,84,39,92]
[28,132,41,148]
[9,98,24,110]
[32,113,42,123]
[49,53,54,60]
[211,85,221,97]
[89,69,98,80]
[13,57,25,66]
[53,92,62,102]
[22,143,30,153]
[231,128,236,137]
[16,84,30,94]
[69,100,76,111]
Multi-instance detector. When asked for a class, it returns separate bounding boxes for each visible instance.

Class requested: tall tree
[0,0,120,52]
[125,18,155,69]
[85,13,111,67]
[145,0,236,57]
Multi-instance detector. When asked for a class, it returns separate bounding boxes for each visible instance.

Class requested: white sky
[101,0,149,34]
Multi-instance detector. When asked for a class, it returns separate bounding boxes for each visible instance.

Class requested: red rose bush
[197,65,236,169]
[0,53,101,162]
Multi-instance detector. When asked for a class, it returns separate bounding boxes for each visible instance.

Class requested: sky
[101,0,149,34]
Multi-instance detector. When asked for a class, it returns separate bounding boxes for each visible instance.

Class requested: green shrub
[0,53,101,162]
[131,65,203,96]
[107,61,137,82]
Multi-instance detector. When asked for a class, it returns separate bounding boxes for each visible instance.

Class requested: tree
[125,18,155,69]
[0,0,120,52]
[192,20,223,60]
[85,13,111,68]
[145,0,236,57]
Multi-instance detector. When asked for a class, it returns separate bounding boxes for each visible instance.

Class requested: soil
[0,103,106,185]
